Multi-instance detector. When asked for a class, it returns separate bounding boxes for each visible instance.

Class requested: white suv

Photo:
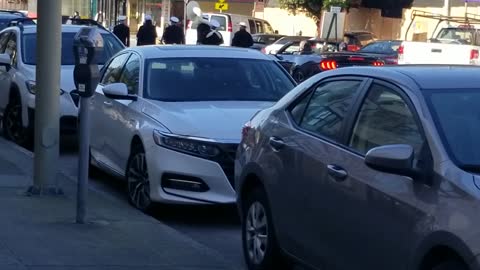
[0,23,124,147]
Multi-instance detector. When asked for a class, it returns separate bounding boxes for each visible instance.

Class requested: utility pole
[444,0,451,17]
[29,0,62,195]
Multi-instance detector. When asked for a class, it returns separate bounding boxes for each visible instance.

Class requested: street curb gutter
[0,137,242,270]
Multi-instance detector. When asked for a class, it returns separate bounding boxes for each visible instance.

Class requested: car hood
[142,100,275,142]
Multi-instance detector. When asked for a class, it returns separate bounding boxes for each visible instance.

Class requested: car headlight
[26,80,65,95]
[153,130,220,158]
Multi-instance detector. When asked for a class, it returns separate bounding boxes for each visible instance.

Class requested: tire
[2,97,31,147]
[125,145,153,212]
[432,260,468,270]
[242,187,293,270]
[292,69,305,83]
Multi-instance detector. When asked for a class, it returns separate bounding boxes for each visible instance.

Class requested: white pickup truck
[398,26,480,65]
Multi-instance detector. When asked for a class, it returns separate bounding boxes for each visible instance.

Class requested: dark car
[236,65,480,270]
[250,33,285,51]
[0,10,32,31]
[272,39,384,82]
[343,31,377,51]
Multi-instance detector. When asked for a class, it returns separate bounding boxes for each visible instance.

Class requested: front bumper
[146,143,237,205]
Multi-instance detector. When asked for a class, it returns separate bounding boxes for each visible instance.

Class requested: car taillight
[261,47,266,54]
[347,45,361,51]
[373,60,385,66]
[320,60,337,71]
[228,21,232,32]
[187,20,192,29]
[471,49,479,60]
[398,45,404,55]
[385,56,398,65]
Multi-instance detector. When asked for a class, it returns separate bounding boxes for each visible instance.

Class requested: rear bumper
[28,108,78,134]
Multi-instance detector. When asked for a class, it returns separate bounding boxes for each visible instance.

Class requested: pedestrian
[203,20,223,45]
[113,15,130,47]
[231,22,253,48]
[161,16,185,44]
[137,15,157,46]
[73,11,80,19]
[196,15,211,45]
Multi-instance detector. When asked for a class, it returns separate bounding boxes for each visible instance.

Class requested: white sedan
[88,45,296,211]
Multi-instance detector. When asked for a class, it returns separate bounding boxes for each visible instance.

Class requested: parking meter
[73,27,104,97]
[73,26,104,224]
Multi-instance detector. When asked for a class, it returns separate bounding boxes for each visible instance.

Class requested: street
[57,135,246,269]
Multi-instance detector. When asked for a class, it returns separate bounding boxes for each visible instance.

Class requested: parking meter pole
[76,96,91,224]
[73,27,103,224]
[32,0,62,193]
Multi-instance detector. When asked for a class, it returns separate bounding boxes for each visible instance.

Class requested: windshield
[22,32,124,65]
[144,57,295,102]
[424,89,480,167]
[359,41,401,54]
[0,17,34,31]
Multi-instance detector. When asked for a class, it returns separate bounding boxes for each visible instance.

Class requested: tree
[277,0,352,36]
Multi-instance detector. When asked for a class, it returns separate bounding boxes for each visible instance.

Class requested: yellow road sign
[215,2,228,11]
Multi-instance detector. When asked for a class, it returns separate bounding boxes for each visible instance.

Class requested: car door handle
[327,164,348,181]
[103,101,113,107]
[431,48,442,53]
[269,137,285,151]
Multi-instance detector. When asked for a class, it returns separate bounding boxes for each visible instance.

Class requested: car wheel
[126,145,152,212]
[242,187,292,270]
[432,260,468,270]
[292,69,305,83]
[3,97,31,147]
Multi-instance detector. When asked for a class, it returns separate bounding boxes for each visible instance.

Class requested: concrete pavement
[0,136,238,270]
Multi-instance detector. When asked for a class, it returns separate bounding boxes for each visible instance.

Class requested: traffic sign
[215,2,228,11]
[330,6,341,13]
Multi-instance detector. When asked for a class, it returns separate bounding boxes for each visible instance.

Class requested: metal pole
[32,0,62,194]
[76,96,91,224]
[444,0,450,16]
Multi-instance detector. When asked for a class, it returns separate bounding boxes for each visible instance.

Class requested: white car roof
[16,25,111,35]
[127,45,273,60]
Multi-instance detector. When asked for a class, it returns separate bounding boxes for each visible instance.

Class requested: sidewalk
[0,137,237,270]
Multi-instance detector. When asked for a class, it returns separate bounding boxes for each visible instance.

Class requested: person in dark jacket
[231,22,253,48]
[137,15,157,46]
[113,15,130,47]
[161,16,185,44]
[203,20,223,45]
[196,15,211,45]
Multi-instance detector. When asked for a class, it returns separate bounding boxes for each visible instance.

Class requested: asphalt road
[56,135,246,269]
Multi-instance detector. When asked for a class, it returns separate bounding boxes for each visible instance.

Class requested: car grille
[70,90,80,107]
[212,143,238,190]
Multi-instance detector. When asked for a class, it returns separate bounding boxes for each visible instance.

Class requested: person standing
[113,15,130,47]
[231,22,253,48]
[137,15,157,46]
[73,11,80,19]
[161,16,185,44]
[196,15,211,45]
[203,20,223,45]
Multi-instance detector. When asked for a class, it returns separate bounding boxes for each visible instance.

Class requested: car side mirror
[365,144,417,178]
[103,83,137,101]
[0,53,11,71]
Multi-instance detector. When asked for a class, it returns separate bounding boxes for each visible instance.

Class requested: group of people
[112,14,254,48]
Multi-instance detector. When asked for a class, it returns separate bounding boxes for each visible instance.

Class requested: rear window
[190,14,227,31]
[144,57,295,102]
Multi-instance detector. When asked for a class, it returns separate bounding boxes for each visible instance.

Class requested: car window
[4,33,17,67]
[0,32,11,53]
[292,80,362,142]
[349,83,424,156]
[255,21,264,33]
[264,22,274,34]
[211,15,226,31]
[248,20,256,34]
[101,53,130,85]
[119,54,140,95]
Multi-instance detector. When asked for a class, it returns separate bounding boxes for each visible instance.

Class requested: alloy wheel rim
[127,153,151,210]
[246,201,268,265]
[5,104,25,143]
